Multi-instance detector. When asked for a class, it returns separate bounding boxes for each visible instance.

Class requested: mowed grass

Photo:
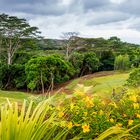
[0,90,34,104]
[0,72,129,104]
[66,72,129,97]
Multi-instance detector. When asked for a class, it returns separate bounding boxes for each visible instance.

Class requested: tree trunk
[7,39,12,65]
[50,73,54,92]
[7,51,11,65]
[40,71,45,94]
[66,44,69,60]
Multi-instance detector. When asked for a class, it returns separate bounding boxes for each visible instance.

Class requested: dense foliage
[25,55,75,92]
[114,54,130,71]
[0,63,26,89]
[127,68,140,87]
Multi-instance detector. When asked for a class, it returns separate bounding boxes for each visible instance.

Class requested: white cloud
[110,0,127,4]
[1,0,140,44]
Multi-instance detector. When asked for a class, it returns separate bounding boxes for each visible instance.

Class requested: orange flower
[82,124,90,133]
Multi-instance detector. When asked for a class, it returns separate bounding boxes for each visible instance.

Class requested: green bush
[0,63,26,89]
[80,52,100,76]
[127,68,140,87]
[25,55,75,92]
[98,50,115,71]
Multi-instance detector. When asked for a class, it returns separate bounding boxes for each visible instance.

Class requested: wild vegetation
[0,13,140,139]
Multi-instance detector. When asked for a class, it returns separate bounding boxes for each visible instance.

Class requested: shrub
[127,68,140,87]
[80,52,100,76]
[54,85,140,139]
[25,55,75,92]
[0,63,26,89]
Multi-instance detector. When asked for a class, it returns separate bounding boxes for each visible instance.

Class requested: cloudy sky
[0,0,140,44]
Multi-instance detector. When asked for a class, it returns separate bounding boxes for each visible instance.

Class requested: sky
[0,0,140,44]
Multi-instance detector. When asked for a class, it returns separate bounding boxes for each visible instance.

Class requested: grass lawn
[0,71,130,104]
[65,71,129,97]
[0,90,34,104]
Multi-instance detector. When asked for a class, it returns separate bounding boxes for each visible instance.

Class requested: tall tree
[0,13,41,65]
[61,32,79,60]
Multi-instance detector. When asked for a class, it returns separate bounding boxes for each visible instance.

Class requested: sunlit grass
[66,72,129,97]
[0,90,33,104]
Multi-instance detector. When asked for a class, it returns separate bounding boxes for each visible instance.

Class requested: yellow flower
[84,96,94,107]
[92,111,97,115]
[116,123,123,127]
[101,100,106,105]
[67,122,73,129]
[82,124,90,133]
[123,114,127,117]
[109,102,118,108]
[83,112,88,116]
[129,95,137,102]
[109,118,114,123]
[70,103,74,110]
[60,121,66,127]
[128,120,134,126]
[136,114,140,119]
[133,103,139,109]
[56,106,61,111]
[75,123,81,126]
[58,112,64,118]
[99,110,104,115]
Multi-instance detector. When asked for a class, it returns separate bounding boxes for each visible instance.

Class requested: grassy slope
[65,72,129,97]
[0,71,129,103]
[0,90,33,104]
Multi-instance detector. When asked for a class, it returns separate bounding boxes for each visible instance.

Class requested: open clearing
[0,90,33,104]
[55,71,129,97]
[0,71,129,103]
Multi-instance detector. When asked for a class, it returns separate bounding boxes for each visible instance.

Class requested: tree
[114,54,130,71]
[61,32,79,60]
[99,50,115,71]
[108,36,122,48]
[25,55,75,93]
[69,52,84,77]
[0,13,40,65]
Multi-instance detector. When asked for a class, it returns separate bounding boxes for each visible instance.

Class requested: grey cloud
[87,12,130,25]
[0,0,66,16]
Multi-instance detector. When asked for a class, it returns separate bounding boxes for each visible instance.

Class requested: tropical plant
[0,99,67,140]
